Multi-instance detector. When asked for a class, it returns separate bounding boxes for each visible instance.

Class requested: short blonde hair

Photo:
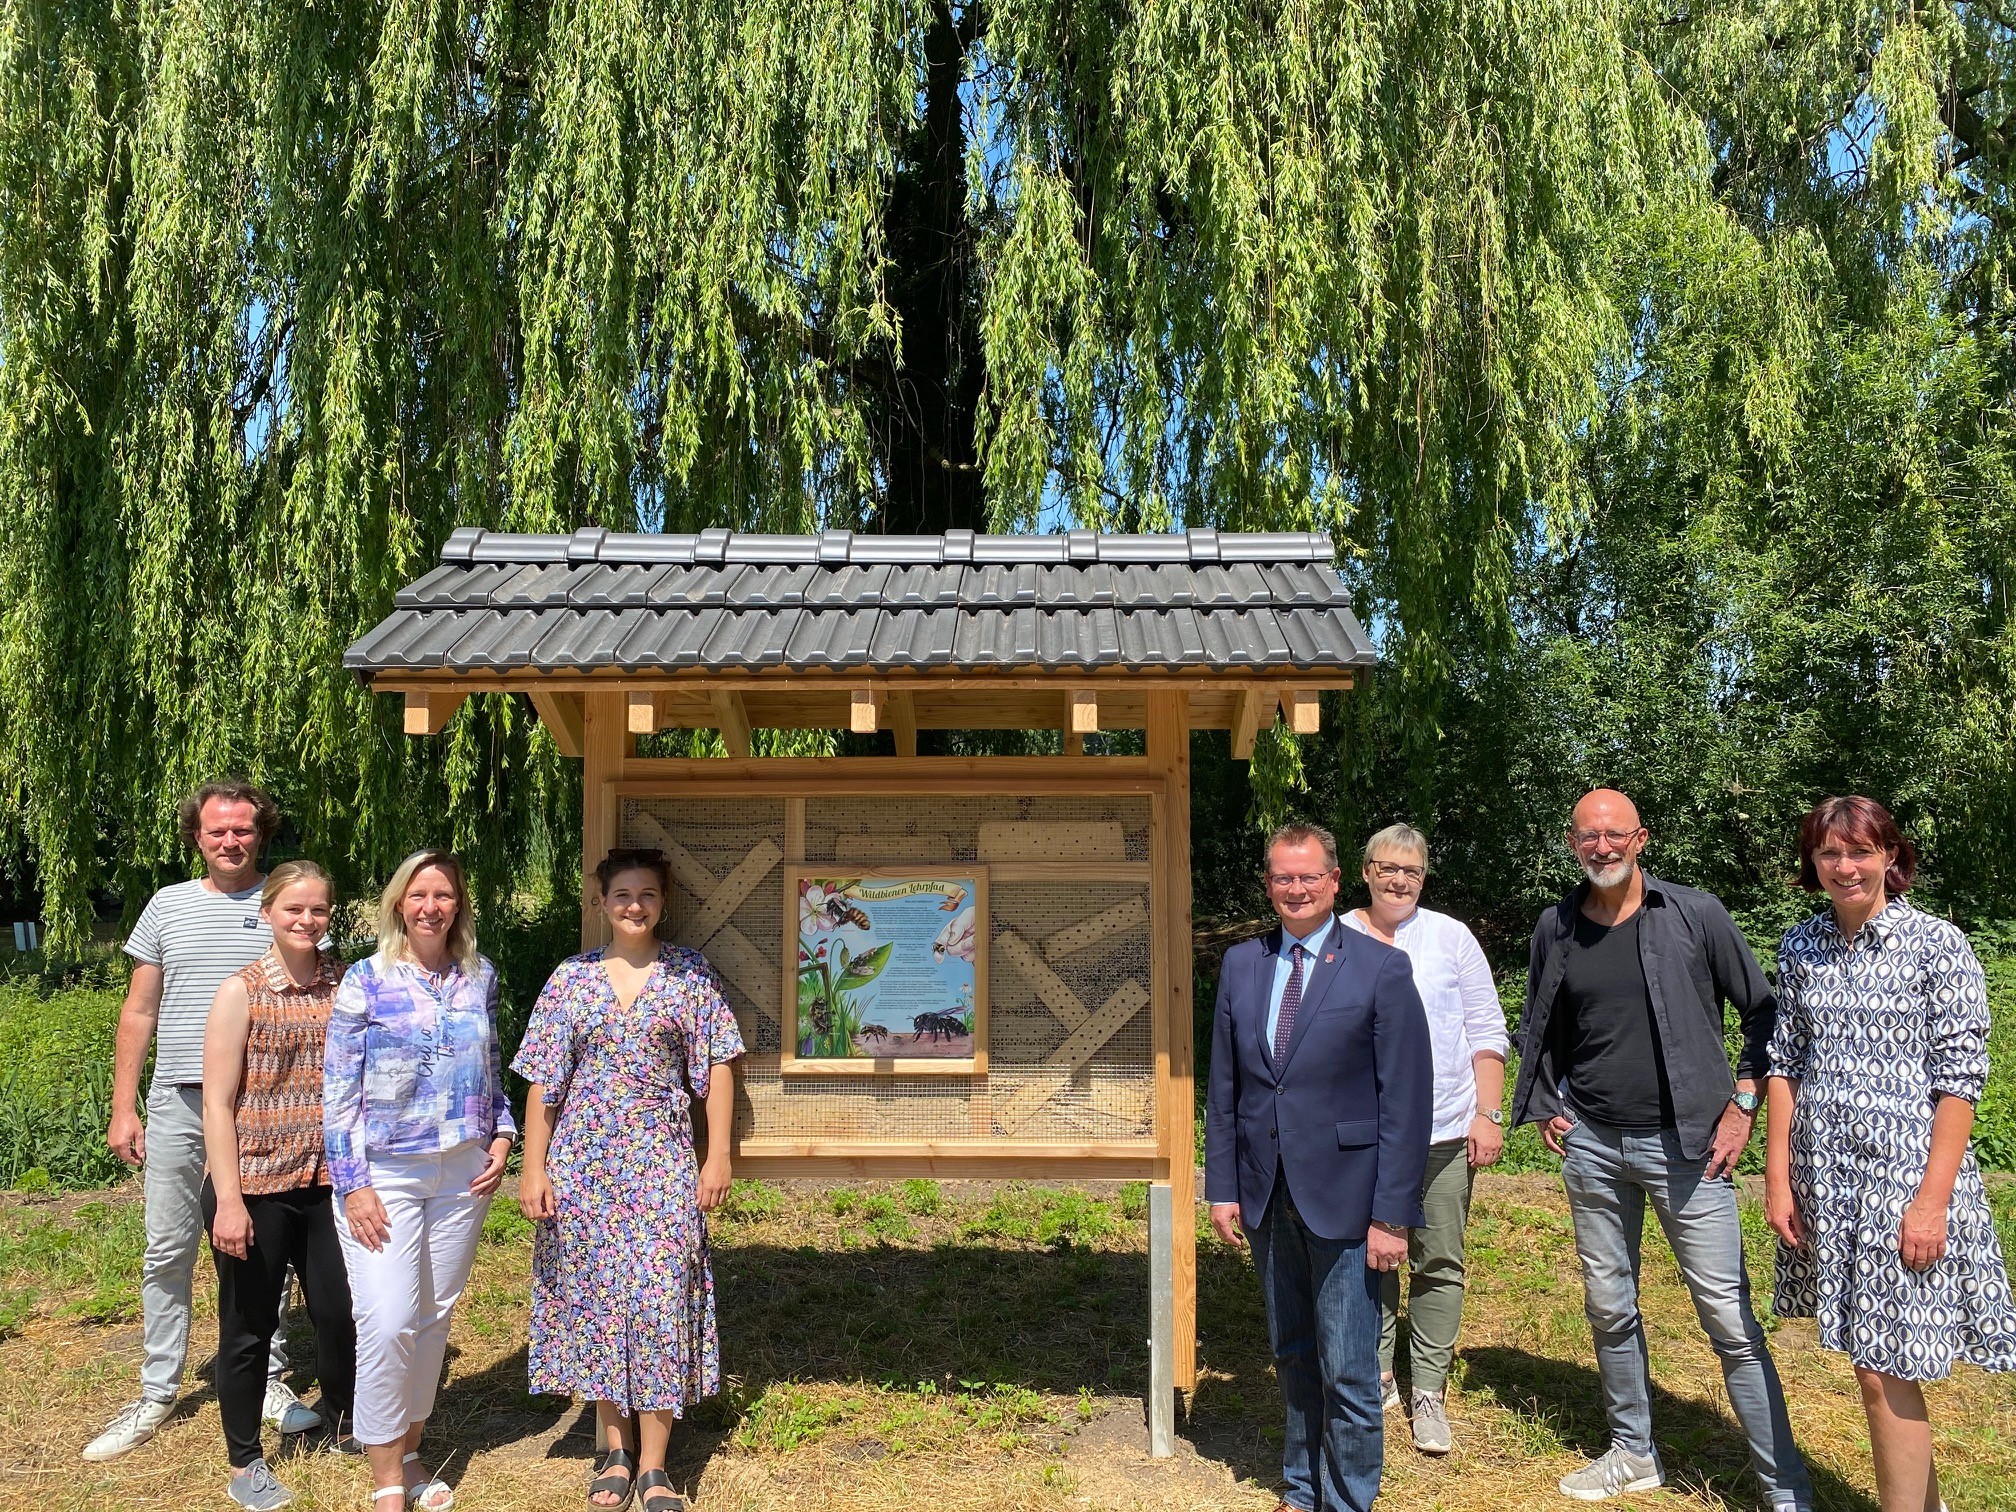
[1362,823,1429,869]
[375,850,479,975]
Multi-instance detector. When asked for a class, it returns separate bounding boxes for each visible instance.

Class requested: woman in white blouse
[1341,823,1509,1457]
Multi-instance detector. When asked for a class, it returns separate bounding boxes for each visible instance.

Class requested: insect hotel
[346,526,1375,1447]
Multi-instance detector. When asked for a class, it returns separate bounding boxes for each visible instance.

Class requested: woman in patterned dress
[1765,796,2016,1512]
[515,848,744,1512]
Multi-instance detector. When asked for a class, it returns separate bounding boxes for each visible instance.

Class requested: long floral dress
[511,943,746,1413]
[1770,897,2016,1380]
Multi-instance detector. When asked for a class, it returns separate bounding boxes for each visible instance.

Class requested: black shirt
[1554,909,1676,1130]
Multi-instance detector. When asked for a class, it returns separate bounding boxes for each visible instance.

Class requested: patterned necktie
[1273,943,1307,1070]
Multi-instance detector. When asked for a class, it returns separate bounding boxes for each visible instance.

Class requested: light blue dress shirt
[1264,915,1336,1052]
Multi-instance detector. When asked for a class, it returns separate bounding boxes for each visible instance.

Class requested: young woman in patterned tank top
[200,861,357,1511]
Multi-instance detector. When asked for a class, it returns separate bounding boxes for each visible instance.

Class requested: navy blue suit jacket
[1204,916,1434,1242]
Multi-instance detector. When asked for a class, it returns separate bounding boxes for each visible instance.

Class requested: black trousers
[201,1178,356,1466]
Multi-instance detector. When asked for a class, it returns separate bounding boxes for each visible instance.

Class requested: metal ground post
[1147,1181,1175,1457]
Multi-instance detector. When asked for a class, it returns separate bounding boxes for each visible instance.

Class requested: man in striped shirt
[84,782,322,1461]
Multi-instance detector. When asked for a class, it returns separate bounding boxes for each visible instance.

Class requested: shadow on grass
[1462,1346,1878,1512]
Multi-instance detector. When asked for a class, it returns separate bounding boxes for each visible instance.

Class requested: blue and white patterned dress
[1770,898,2016,1379]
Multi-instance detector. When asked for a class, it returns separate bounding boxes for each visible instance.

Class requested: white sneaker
[1558,1446,1664,1500]
[262,1380,322,1435]
[1380,1373,1401,1413]
[82,1398,175,1461]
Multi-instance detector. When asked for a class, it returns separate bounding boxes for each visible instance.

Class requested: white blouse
[1342,906,1510,1143]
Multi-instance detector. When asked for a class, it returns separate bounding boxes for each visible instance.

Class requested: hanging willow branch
[6,0,1972,945]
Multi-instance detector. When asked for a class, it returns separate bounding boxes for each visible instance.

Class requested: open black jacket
[1509,872,1776,1161]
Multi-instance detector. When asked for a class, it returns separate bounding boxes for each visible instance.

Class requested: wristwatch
[1479,1107,1504,1125]
[1729,1090,1761,1116]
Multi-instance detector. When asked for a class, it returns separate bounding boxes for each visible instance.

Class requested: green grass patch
[0,1199,147,1332]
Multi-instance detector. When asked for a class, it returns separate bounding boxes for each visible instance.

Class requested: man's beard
[1581,857,1634,889]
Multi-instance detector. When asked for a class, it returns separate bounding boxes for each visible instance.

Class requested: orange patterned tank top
[233,949,341,1193]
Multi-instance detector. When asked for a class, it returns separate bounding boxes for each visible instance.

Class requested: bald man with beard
[1511,790,1812,1508]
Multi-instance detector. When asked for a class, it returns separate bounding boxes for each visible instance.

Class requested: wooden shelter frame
[359,530,1371,1446]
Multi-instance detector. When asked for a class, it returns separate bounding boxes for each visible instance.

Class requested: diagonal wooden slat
[1041,895,1149,962]
[993,979,1151,1134]
[628,811,779,1024]
[684,838,782,945]
[996,930,1090,1031]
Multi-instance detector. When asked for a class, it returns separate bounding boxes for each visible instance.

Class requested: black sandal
[634,1469,685,1512]
[587,1448,636,1511]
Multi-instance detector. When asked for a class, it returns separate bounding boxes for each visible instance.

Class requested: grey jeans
[1560,1116,1810,1508]
[141,1083,287,1403]
[1377,1137,1473,1395]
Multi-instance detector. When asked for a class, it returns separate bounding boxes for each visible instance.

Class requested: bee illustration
[818,892,872,932]
[857,1023,891,1042]
[808,997,833,1036]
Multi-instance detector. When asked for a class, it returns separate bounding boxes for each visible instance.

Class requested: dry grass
[3,1173,2015,1511]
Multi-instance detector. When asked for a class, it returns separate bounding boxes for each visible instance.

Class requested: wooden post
[1146,689,1196,1392]
[712,690,753,758]
[626,691,661,735]
[580,693,627,949]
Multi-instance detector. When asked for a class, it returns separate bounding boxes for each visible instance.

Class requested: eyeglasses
[1568,829,1643,850]
[1368,861,1425,882]
[1265,872,1336,889]
[1814,847,1883,865]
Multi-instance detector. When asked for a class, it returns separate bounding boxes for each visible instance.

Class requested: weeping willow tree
[8,1,2001,948]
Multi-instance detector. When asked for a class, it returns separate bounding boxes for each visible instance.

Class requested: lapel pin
[1324,953,1335,964]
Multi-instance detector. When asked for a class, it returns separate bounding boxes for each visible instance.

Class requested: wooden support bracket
[1283,689,1321,734]
[889,691,918,757]
[403,691,465,736]
[850,687,883,735]
[996,931,1092,1032]
[1231,688,1271,759]
[712,691,752,758]
[527,690,585,757]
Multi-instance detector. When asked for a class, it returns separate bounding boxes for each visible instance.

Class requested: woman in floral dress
[515,848,745,1512]
[1765,796,2016,1512]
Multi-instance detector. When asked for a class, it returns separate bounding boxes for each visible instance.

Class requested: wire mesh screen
[622,791,1159,1144]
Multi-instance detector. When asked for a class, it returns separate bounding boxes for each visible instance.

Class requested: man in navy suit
[1207,822,1433,1512]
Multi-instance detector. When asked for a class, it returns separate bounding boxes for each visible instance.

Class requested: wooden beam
[889,691,918,757]
[995,930,1092,1032]
[626,690,662,735]
[579,694,626,950]
[527,690,585,757]
[1062,730,1084,756]
[1147,689,1197,1391]
[850,687,883,735]
[1283,689,1321,734]
[1230,688,1270,760]
[1069,688,1100,734]
[402,691,464,736]
[712,690,752,758]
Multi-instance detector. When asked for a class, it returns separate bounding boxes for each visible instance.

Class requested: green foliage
[0,981,124,1189]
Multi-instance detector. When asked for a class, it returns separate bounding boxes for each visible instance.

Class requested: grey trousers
[1560,1116,1811,1508]
[1377,1137,1473,1395]
[140,1083,288,1403]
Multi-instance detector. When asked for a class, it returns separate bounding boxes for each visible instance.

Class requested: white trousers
[335,1141,492,1446]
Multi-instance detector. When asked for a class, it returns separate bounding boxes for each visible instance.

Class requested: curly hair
[177,781,281,852]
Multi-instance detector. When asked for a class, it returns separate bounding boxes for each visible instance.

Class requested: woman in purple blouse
[324,850,515,1512]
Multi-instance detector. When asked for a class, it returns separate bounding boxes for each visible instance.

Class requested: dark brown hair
[595,847,672,894]
[1264,821,1340,872]
[178,781,281,851]
[1798,796,1917,894]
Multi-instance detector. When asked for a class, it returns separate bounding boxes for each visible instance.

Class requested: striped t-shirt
[125,879,272,1087]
